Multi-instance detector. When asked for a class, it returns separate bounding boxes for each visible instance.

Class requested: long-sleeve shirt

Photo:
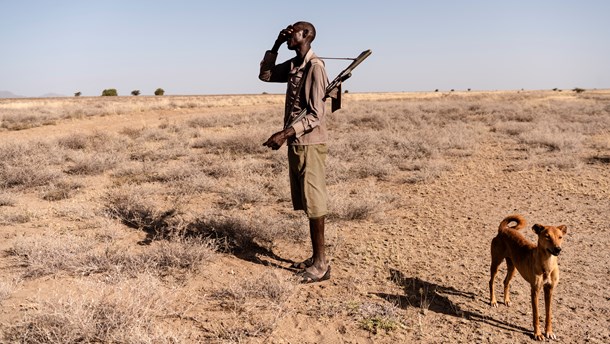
[259,49,329,145]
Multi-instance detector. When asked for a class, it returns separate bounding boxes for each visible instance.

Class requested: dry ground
[0,91,609,343]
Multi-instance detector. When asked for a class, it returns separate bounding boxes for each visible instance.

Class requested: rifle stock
[284,49,372,130]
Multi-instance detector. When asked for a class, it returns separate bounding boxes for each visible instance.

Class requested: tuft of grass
[358,302,401,334]
[209,270,296,341]
[2,276,192,343]
[0,275,22,302]
[103,185,179,236]
[7,230,216,279]
[0,192,16,206]
[0,113,57,130]
[41,179,82,201]
[64,152,121,175]
[0,142,62,189]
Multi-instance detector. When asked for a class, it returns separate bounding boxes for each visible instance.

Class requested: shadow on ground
[372,268,531,336]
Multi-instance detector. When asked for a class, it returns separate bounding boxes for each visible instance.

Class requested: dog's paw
[490,300,498,308]
[545,332,556,340]
[533,332,545,341]
[504,300,511,307]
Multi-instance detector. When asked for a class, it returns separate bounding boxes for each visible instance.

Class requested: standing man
[260,21,330,283]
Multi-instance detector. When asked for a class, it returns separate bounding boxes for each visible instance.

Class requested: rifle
[284,49,372,130]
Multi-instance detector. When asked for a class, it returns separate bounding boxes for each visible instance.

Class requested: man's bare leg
[300,216,329,281]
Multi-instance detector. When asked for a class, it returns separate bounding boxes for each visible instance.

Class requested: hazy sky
[1,0,609,96]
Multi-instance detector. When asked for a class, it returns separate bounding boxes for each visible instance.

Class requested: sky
[1,0,609,97]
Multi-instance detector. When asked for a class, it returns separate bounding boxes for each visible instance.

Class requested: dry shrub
[329,183,399,221]
[119,126,145,139]
[191,130,268,155]
[103,185,179,236]
[0,275,22,302]
[0,191,16,206]
[358,301,401,334]
[40,179,82,201]
[186,154,233,179]
[493,121,531,136]
[64,151,121,175]
[103,183,285,250]
[187,112,249,128]
[8,233,95,278]
[518,126,583,152]
[213,269,296,310]
[8,229,216,279]
[399,159,452,184]
[0,113,57,130]
[2,276,191,343]
[0,208,36,226]
[209,270,296,341]
[187,213,278,252]
[0,142,62,189]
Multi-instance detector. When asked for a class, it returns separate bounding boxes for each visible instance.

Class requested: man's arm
[259,26,293,82]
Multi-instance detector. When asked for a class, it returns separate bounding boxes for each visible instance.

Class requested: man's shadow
[372,268,530,335]
[118,209,295,271]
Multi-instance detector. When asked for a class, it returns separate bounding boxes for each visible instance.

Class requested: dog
[489,215,567,341]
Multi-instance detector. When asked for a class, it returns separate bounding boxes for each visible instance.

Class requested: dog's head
[533,224,567,256]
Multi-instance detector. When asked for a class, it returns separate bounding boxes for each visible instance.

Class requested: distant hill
[0,90,24,99]
[40,93,67,98]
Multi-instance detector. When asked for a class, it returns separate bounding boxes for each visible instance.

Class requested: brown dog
[489,215,567,341]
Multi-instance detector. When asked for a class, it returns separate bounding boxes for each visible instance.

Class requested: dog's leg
[544,284,556,339]
[531,284,543,341]
[489,256,503,307]
[503,258,516,307]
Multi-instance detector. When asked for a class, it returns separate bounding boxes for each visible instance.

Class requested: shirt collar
[294,49,315,71]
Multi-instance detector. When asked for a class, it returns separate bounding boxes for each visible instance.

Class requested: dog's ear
[558,225,567,235]
[532,224,545,234]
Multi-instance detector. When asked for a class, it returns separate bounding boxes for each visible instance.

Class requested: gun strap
[284,60,312,130]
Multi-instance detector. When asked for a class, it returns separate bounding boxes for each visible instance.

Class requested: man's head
[286,21,316,50]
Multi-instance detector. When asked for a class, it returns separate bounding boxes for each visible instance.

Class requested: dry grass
[209,269,297,341]
[1,90,609,343]
[2,276,194,343]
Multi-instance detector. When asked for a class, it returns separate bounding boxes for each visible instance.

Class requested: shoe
[298,266,331,284]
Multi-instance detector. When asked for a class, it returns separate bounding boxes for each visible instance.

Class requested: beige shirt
[259,49,329,145]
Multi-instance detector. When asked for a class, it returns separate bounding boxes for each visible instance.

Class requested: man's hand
[276,25,294,44]
[272,25,294,53]
[263,127,295,150]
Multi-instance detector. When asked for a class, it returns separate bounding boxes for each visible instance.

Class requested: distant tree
[74,91,81,97]
[131,90,141,96]
[467,88,471,92]
[262,91,268,95]
[344,89,349,94]
[434,89,439,92]
[572,87,585,94]
[450,89,455,92]
[154,88,165,96]
[552,88,559,91]
[102,89,118,96]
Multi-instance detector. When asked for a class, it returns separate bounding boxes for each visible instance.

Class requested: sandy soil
[0,92,609,343]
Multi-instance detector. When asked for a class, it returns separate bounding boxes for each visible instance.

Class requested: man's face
[286,25,305,50]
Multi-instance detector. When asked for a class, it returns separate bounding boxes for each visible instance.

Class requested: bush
[131,90,140,96]
[101,89,118,96]
[154,88,165,96]
[74,92,81,97]
[573,87,585,94]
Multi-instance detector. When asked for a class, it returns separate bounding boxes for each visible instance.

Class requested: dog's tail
[498,214,527,232]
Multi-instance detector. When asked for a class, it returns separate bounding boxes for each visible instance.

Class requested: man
[259,21,330,283]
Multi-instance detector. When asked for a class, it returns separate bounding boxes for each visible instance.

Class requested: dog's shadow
[372,269,530,335]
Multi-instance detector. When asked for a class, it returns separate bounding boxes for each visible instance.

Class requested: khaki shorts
[288,144,328,219]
